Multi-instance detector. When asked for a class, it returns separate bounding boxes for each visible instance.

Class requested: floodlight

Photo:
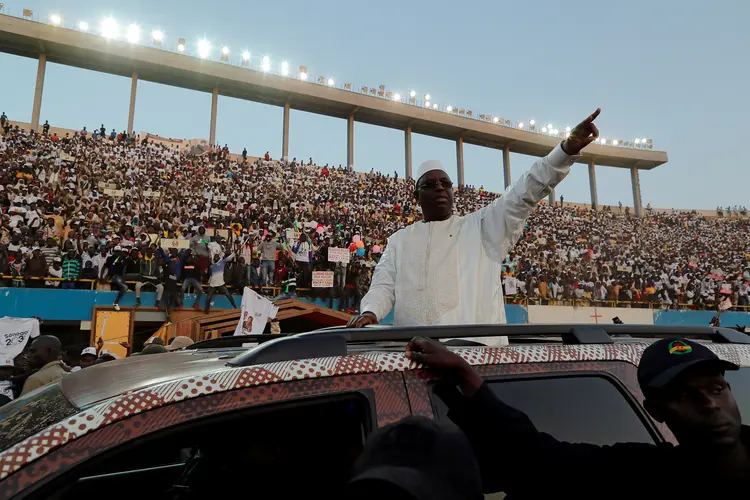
[281,61,289,76]
[152,30,163,44]
[79,21,89,32]
[49,13,61,25]
[432,103,438,109]
[493,117,499,123]
[565,126,571,132]
[300,71,308,80]
[612,139,618,146]
[101,17,119,39]
[327,78,335,86]
[197,39,211,59]
[409,90,416,98]
[393,93,401,102]
[542,127,547,133]
[262,56,270,72]
[446,105,453,112]
[529,119,536,126]
[635,138,641,144]
[518,122,524,129]
[126,24,140,44]
[221,46,229,55]
[424,94,431,101]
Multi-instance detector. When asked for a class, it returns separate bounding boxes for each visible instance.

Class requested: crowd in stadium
[0,116,749,312]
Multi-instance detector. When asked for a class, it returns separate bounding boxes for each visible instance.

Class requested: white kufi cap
[415,160,451,184]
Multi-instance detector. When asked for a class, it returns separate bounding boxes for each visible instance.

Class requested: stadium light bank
[30,8,653,151]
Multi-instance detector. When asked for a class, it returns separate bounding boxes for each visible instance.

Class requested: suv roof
[40,323,750,409]
[1,324,749,482]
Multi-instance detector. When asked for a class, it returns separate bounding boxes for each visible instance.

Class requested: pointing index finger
[587,108,601,123]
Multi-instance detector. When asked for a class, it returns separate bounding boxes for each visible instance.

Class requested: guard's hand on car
[347,311,378,328]
[405,337,484,397]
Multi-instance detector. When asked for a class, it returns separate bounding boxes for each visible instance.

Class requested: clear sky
[1,0,747,209]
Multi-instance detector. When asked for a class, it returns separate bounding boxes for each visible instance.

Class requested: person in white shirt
[348,109,601,345]
[204,252,238,313]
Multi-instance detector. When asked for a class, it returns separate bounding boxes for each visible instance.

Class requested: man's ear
[643,398,665,423]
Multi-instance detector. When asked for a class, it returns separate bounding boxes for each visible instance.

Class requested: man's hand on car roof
[406,337,484,397]
[347,311,378,328]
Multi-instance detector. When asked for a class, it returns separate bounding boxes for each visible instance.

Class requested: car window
[725,368,750,421]
[433,374,656,446]
[0,384,78,451]
[32,394,371,500]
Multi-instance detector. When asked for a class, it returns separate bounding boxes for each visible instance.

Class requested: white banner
[328,247,350,263]
[234,288,279,336]
[206,228,230,239]
[98,182,118,190]
[312,271,334,288]
[0,317,40,367]
[160,239,190,250]
[103,188,124,198]
[527,306,654,325]
[212,208,231,217]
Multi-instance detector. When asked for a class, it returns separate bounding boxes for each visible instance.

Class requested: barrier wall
[1,288,748,327]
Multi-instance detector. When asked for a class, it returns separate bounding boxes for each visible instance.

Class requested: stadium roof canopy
[0,15,667,170]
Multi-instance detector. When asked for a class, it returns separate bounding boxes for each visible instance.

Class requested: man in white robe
[348,109,602,345]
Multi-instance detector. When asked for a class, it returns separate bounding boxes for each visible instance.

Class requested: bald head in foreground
[21,335,68,396]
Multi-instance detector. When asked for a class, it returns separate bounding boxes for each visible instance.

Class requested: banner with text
[328,247,350,263]
[312,271,335,288]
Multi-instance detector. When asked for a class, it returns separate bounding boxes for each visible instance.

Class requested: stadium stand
[1,117,748,313]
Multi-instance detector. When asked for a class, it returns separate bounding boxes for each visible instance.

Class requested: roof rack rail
[218,324,749,367]
[297,324,750,345]
[187,335,289,350]
[228,334,347,366]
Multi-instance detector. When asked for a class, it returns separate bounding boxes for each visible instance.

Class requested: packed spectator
[0,117,748,314]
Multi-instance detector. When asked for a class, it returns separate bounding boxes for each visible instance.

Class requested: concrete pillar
[588,160,598,210]
[209,87,218,146]
[548,188,555,205]
[631,166,642,216]
[456,137,465,187]
[404,126,412,179]
[30,53,47,132]
[502,145,511,189]
[127,72,138,135]
[347,113,354,171]
[282,102,290,162]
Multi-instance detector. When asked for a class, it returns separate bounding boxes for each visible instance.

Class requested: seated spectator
[135,246,163,308]
[61,249,80,289]
[247,258,263,287]
[46,256,63,287]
